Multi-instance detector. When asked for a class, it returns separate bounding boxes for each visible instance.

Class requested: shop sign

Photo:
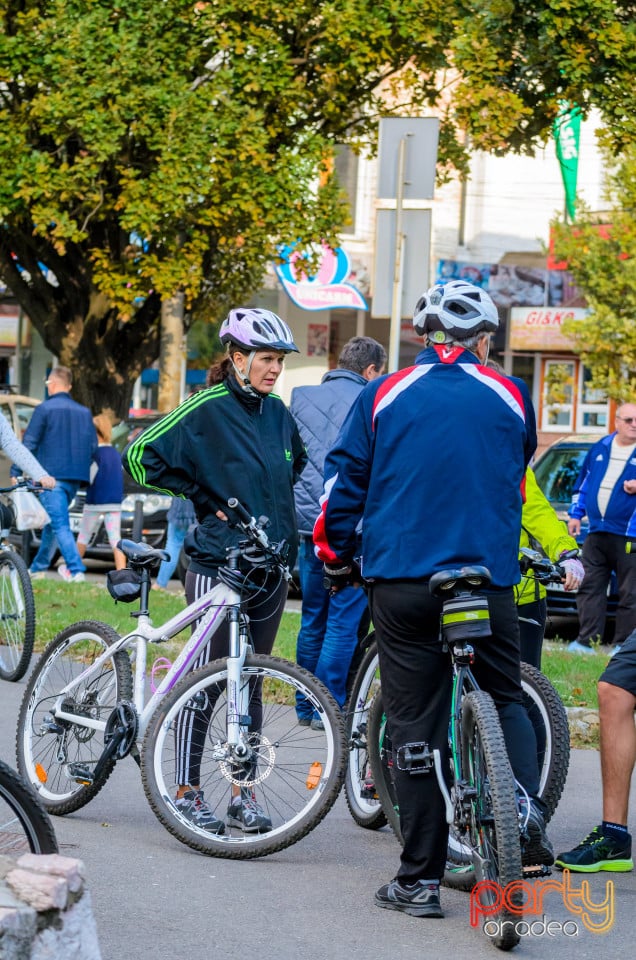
[275,243,368,311]
[509,307,587,351]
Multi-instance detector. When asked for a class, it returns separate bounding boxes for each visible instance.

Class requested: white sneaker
[29,570,46,580]
[58,564,85,584]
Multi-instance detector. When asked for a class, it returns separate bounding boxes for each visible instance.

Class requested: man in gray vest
[291,336,386,726]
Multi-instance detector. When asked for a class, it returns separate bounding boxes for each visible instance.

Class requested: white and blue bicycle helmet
[220,307,299,353]
[413,280,499,343]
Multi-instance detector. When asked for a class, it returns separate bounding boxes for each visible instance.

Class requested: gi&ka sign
[509,307,588,351]
[275,243,368,312]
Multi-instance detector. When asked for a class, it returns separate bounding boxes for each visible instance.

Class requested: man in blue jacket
[291,336,386,726]
[567,402,636,653]
[315,280,550,919]
[13,366,97,582]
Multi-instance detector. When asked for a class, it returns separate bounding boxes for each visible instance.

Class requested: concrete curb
[0,854,101,959]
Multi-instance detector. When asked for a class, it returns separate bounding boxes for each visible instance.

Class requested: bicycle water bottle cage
[396,742,435,775]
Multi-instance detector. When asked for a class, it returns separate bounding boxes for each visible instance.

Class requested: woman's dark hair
[206,343,248,386]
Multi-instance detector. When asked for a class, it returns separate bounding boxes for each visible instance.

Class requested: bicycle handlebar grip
[227,498,253,525]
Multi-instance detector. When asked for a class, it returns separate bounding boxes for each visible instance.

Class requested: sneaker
[175,790,225,834]
[227,792,272,833]
[520,800,554,866]
[609,645,623,659]
[29,570,46,580]
[57,564,85,583]
[567,640,596,655]
[297,717,312,727]
[310,718,324,731]
[555,826,634,873]
[375,879,444,918]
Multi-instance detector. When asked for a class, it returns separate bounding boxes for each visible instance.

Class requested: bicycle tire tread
[461,690,522,951]
[0,759,58,854]
[343,639,387,831]
[16,620,133,815]
[0,549,35,682]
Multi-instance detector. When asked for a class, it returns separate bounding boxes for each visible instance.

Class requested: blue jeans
[295,537,369,719]
[31,481,85,575]
[156,522,188,588]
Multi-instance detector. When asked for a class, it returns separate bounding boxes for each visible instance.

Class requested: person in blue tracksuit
[314,280,550,919]
[291,336,386,725]
[567,402,636,653]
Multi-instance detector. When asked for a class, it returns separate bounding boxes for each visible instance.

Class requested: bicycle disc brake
[218,734,276,787]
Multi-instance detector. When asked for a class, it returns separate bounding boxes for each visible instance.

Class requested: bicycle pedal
[360,779,378,799]
[523,864,552,878]
[67,763,94,785]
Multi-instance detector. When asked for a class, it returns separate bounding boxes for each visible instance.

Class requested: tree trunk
[158,293,185,413]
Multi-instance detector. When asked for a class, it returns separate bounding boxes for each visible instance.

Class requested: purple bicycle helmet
[220,307,299,353]
[413,280,499,342]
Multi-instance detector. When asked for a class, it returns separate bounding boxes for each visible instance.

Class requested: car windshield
[533,446,588,505]
[112,417,159,454]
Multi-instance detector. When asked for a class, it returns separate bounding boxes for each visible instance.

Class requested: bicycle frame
[47,578,250,746]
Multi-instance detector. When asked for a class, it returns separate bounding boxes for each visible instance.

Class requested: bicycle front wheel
[0,760,58,855]
[0,548,35,682]
[16,621,133,815]
[460,690,522,951]
[142,654,346,859]
[343,638,387,830]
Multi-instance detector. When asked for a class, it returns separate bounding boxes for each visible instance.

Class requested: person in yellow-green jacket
[517,467,584,669]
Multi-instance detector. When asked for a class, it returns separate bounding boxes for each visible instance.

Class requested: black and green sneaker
[555,826,634,873]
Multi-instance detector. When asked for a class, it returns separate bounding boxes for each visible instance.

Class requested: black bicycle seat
[429,565,492,598]
[117,539,170,567]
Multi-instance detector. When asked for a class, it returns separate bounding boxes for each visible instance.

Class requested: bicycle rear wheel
[0,760,58,855]
[0,548,35,682]
[520,661,570,822]
[142,653,346,859]
[343,637,387,830]
[16,621,133,815]
[460,690,522,951]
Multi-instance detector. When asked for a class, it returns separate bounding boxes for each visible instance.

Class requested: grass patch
[29,582,600,744]
[541,640,605,710]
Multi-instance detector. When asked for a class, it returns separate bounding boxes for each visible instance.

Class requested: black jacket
[122,376,307,575]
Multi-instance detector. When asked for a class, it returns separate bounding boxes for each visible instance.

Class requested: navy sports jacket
[314,344,537,588]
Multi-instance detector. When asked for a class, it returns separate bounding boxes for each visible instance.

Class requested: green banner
[553,104,581,223]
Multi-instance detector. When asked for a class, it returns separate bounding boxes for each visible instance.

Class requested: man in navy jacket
[315,280,550,919]
[567,402,636,652]
[13,366,97,582]
[291,336,386,724]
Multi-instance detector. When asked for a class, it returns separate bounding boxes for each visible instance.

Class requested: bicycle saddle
[429,565,492,597]
[117,539,170,567]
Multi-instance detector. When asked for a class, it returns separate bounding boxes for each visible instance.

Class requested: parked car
[532,433,618,619]
[0,391,40,486]
[15,413,172,564]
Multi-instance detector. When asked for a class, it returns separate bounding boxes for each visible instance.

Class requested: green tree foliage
[552,145,636,402]
[1,0,635,414]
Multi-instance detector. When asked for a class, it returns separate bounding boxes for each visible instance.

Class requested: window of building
[541,359,576,432]
[576,365,608,431]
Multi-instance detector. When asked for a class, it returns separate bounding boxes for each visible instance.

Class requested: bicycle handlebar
[226,497,291,579]
[0,479,44,495]
[518,547,573,584]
